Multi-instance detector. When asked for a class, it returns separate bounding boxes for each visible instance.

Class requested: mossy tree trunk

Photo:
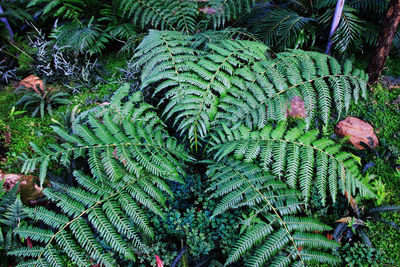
[367,0,400,84]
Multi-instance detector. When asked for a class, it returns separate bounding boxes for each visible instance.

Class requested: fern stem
[161,34,180,75]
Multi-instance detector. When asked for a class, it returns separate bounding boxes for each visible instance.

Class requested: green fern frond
[132,30,197,91]
[207,160,340,266]
[252,8,315,50]
[50,21,110,55]
[10,87,190,266]
[28,0,84,20]
[135,36,366,143]
[318,7,366,55]
[209,122,375,203]
[0,196,26,227]
[190,27,259,50]
[158,39,267,145]
[206,0,255,29]
[216,49,367,129]
[348,0,388,17]
[120,0,198,34]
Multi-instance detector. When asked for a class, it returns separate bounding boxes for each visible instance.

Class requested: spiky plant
[14,83,70,118]
[334,195,400,246]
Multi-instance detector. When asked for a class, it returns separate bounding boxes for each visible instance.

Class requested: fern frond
[318,7,366,55]
[207,160,340,266]
[206,0,255,29]
[11,87,189,266]
[160,39,267,144]
[252,8,315,50]
[28,0,84,20]
[50,21,110,55]
[209,122,375,203]
[120,0,198,34]
[216,49,367,129]
[132,30,196,90]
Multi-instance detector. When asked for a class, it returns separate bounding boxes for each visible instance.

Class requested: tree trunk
[367,0,400,84]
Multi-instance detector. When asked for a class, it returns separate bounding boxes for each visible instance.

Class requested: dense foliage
[0,0,399,266]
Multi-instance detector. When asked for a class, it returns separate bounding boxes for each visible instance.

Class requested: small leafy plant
[14,82,70,118]
[334,196,400,246]
[337,242,385,267]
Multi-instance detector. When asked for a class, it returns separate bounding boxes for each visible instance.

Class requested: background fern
[120,0,254,34]
[246,0,400,57]
[0,184,25,254]
[252,8,316,51]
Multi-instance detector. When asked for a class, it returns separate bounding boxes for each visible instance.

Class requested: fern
[132,30,197,90]
[10,86,190,266]
[135,36,367,144]
[0,195,26,252]
[72,83,164,129]
[120,0,198,34]
[207,160,341,266]
[252,8,315,51]
[208,121,375,204]
[120,0,254,34]
[28,0,86,20]
[318,6,366,55]
[215,49,367,129]
[50,20,110,55]
[134,33,269,145]
[190,27,259,50]
[206,0,255,29]
[348,0,388,17]
[9,30,377,267]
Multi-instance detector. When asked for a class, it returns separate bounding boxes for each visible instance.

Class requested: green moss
[352,55,400,77]
[101,52,129,79]
[383,57,400,77]
[367,212,400,265]
[347,83,400,264]
[349,84,400,155]
[0,86,19,120]
[0,115,55,172]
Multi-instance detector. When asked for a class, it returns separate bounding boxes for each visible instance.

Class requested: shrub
[336,243,385,267]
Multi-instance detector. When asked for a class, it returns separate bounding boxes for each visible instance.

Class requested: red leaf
[27,237,33,248]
